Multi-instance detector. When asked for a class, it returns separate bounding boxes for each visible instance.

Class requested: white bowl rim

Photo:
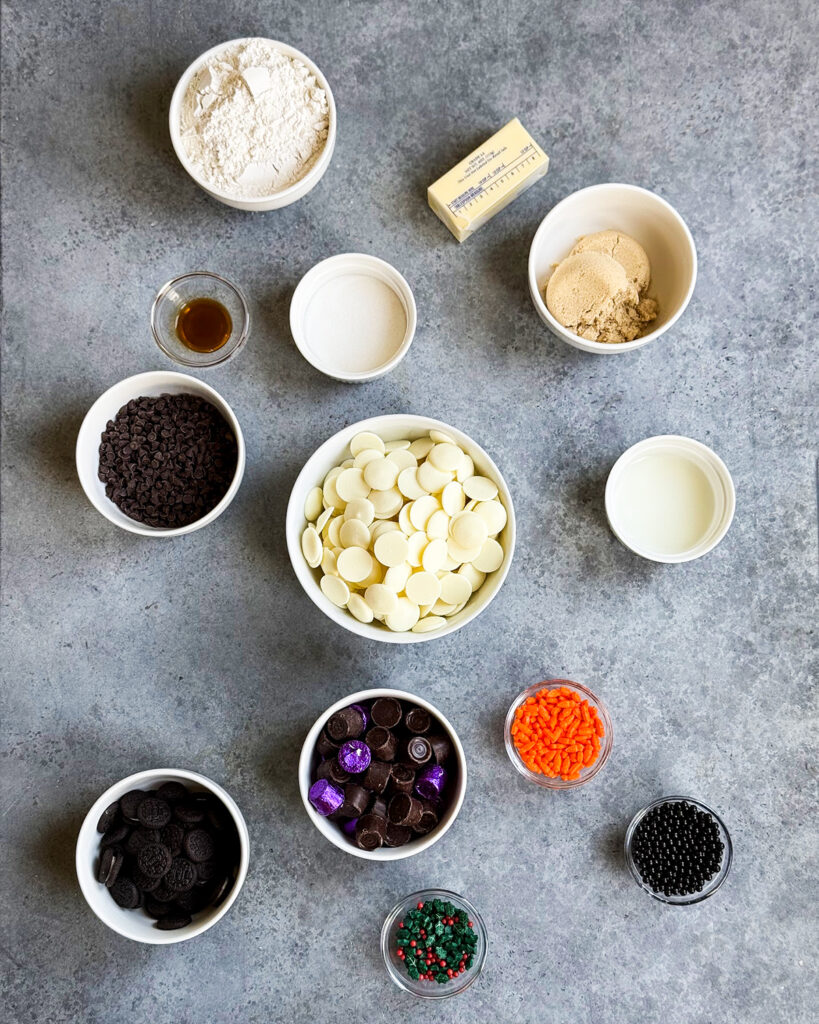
[604,433,736,563]
[298,687,467,861]
[289,252,417,382]
[75,369,246,537]
[285,413,516,643]
[76,767,250,944]
[527,182,698,353]
[168,37,337,204]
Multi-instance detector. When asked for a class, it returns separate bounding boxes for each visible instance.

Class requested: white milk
[611,451,716,556]
[304,273,407,374]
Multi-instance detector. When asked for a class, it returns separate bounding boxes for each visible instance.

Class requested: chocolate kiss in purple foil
[337,739,372,774]
[341,817,359,835]
[308,779,344,817]
[414,764,446,801]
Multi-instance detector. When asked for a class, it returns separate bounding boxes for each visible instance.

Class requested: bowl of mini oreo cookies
[299,689,467,860]
[76,769,249,943]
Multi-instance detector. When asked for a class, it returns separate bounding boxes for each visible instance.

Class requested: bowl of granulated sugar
[169,37,336,211]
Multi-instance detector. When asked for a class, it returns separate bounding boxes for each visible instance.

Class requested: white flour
[180,38,329,198]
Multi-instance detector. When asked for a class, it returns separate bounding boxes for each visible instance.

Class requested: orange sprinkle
[512,683,605,781]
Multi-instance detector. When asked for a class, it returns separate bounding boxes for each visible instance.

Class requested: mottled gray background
[1,1,817,1021]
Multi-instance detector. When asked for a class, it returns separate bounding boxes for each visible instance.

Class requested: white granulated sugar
[180,38,329,198]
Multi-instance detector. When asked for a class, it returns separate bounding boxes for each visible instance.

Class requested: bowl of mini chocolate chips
[298,688,467,861]
[76,769,249,943]
[76,371,245,536]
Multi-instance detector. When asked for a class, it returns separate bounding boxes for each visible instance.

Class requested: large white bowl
[528,183,697,354]
[76,768,250,944]
[285,414,516,643]
[76,370,245,537]
[298,688,467,861]
[169,38,337,211]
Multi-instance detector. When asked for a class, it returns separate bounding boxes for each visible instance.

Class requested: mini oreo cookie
[171,889,197,913]
[96,801,120,834]
[388,793,423,827]
[97,846,124,888]
[174,800,205,825]
[156,781,188,803]
[365,726,397,762]
[159,822,185,855]
[100,822,130,848]
[157,912,192,931]
[137,797,172,829]
[131,868,162,893]
[120,789,147,822]
[384,822,412,848]
[110,876,141,910]
[354,813,387,851]
[145,895,170,918]
[125,827,158,856]
[165,857,197,892]
[183,829,216,863]
[152,880,176,902]
[389,764,415,794]
[137,842,173,878]
[404,707,431,734]
[370,697,402,729]
[362,759,391,794]
[195,860,219,884]
[210,874,234,907]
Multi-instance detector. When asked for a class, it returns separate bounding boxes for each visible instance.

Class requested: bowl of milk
[605,435,735,563]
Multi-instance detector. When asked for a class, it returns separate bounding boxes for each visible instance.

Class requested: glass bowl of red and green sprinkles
[504,679,613,789]
[381,890,487,998]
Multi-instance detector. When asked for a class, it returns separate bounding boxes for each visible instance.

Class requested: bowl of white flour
[169,38,336,210]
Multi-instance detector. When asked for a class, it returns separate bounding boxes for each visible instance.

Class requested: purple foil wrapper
[350,703,370,730]
[338,739,372,774]
[341,816,359,835]
[414,764,446,801]
[308,779,344,816]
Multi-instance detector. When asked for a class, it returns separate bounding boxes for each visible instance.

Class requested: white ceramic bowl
[298,688,467,861]
[169,38,336,211]
[76,768,250,944]
[285,414,516,643]
[528,183,697,354]
[76,370,245,537]
[290,253,417,382]
[605,435,735,562]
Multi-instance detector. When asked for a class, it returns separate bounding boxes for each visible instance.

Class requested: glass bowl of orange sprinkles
[504,679,613,789]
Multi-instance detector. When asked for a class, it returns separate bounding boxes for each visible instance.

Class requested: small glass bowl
[151,271,250,368]
[504,678,613,790]
[624,795,733,905]
[381,889,487,999]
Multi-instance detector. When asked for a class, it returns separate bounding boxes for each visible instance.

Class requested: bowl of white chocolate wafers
[287,416,516,643]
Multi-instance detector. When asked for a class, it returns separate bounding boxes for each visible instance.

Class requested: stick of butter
[427,118,549,242]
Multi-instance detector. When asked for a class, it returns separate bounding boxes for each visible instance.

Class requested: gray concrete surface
[2,1,817,1021]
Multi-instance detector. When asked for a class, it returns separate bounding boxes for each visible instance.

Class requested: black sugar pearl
[632,800,725,897]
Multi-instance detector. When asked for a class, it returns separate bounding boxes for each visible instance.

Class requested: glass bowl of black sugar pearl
[624,795,732,905]
[381,889,488,998]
